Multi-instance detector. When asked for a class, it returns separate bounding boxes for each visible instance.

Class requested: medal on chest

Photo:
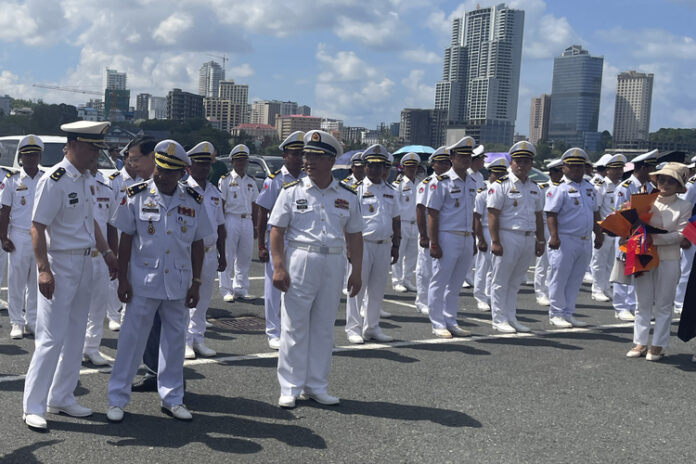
[368,204,375,213]
[513,200,518,207]
[20,196,26,206]
[147,219,155,235]
[233,192,237,199]
[574,198,579,205]
[454,199,460,208]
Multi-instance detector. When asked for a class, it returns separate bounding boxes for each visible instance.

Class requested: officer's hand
[273,266,290,292]
[548,236,561,250]
[104,253,119,280]
[477,238,488,252]
[117,280,132,303]
[38,270,54,299]
[430,244,442,259]
[490,241,503,256]
[258,247,269,263]
[390,245,399,264]
[681,237,692,249]
[1,238,15,253]
[535,241,545,257]
[594,233,604,250]
[419,237,429,249]
[186,283,200,308]
[347,271,361,297]
[217,255,227,272]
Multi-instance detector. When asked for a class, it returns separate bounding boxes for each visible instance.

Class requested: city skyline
[1,1,695,136]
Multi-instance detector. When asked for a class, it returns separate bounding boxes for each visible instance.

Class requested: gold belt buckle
[91,250,99,258]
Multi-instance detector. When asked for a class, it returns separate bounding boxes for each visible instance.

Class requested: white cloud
[335,12,403,49]
[597,27,696,60]
[228,63,254,80]
[153,13,193,45]
[401,69,434,107]
[401,47,441,64]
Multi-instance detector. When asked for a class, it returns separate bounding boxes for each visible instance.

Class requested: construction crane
[32,84,102,96]
[206,54,228,75]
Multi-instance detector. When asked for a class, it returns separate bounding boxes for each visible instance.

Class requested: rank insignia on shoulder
[496,175,509,183]
[50,167,66,182]
[219,173,228,180]
[339,182,357,194]
[538,183,548,189]
[109,171,121,180]
[621,180,631,187]
[185,186,203,204]
[436,174,449,181]
[126,182,148,197]
[477,187,485,193]
[283,179,300,189]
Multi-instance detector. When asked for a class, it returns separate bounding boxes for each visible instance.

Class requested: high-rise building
[148,96,167,120]
[529,94,551,144]
[341,126,367,144]
[321,118,343,132]
[399,108,446,147]
[297,105,311,116]
[218,80,248,103]
[280,101,298,116]
[251,100,282,126]
[105,68,127,90]
[275,114,322,140]
[198,61,224,98]
[167,89,204,120]
[104,89,130,121]
[204,98,249,132]
[135,93,151,120]
[548,45,604,151]
[613,71,653,147]
[434,4,524,145]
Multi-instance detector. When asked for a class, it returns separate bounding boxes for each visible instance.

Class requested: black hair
[129,136,157,156]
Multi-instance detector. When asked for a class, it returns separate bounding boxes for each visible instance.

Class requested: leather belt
[51,247,92,256]
[364,239,390,244]
[560,233,589,240]
[447,231,472,237]
[288,240,343,254]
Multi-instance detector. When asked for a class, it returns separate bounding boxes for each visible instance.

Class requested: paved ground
[1,258,695,463]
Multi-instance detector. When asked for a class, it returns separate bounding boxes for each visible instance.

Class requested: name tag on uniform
[508,192,522,199]
[383,193,393,199]
[568,191,581,198]
[450,188,461,194]
[16,184,28,191]
[362,192,375,198]
[530,190,538,195]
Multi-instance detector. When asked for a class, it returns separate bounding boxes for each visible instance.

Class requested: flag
[682,214,696,246]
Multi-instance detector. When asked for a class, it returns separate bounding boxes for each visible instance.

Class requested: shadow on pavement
[185,392,295,421]
[663,354,696,372]
[1,439,63,463]
[0,378,25,392]
[544,327,632,344]
[334,349,420,364]
[478,336,581,351]
[402,343,490,356]
[0,344,29,356]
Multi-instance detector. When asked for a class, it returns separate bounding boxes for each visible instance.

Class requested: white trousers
[534,252,549,299]
[346,241,390,336]
[108,295,187,408]
[278,247,344,397]
[634,259,680,348]
[590,234,615,295]
[490,230,535,324]
[7,228,37,329]
[23,252,93,415]
[83,255,112,355]
[106,279,122,323]
[264,234,282,339]
[674,246,696,309]
[428,231,473,329]
[219,215,253,296]
[187,247,218,345]
[415,242,432,312]
[391,221,417,287]
[547,235,592,318]
[473,227,492,303]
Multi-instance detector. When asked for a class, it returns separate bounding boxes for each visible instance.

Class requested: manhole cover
[211,316,266,332]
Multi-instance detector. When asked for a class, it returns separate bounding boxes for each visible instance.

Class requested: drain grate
[211,316,266,332]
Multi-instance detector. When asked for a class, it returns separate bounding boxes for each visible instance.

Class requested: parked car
[0,135,117,176]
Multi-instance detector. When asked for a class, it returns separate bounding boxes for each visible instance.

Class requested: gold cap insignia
[166,143,176,155]
[311,132,320,142]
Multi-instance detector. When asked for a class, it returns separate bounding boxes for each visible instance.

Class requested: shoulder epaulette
[393,173,403,185]
[689,175,696,184]
[422,176,432,184]
[50,167,66,182]
[269,168,282,179]
[126,182,148,197]
[495,175,509,184]
[436,174,449,181]
[339,182,358,194]
[477,187,485,193]
[5,170,18,178]
[621,180,631,188]
[342,177,351,183]
[595,178,605,185]
[552,181,561,186]
[538,182,548,189]
[219,172,229,180]
[384,181,396,190]
[109,171,121,180]
[282,179,300,189]
[186,186,203,204]
[97,180,112,190]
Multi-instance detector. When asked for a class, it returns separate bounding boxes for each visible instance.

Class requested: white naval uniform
[23,158,96,416]
[108,179,212,409]
[255,166,306,340]
[487,173,543,325]
[675,176,696,310]
[218,170,258,297]
[534,182,555,300]
[426,168,476,330]
[589,176,619,296]
[633,195,691,348]
[185,177,225,346]
[473,183,492,304]
[544,178,598,319]
[465,168,485,285]
[414,176,434,313]
[346,178,399,337]
[83,172,117,356]
[0,167,44,331]
[391,174,417,288]
[269,177,363,397]
[612,176,654,313]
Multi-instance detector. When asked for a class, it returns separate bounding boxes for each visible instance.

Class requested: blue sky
[1,0,695,136]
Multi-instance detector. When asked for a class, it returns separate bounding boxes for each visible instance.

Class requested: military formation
[2,120,695,431]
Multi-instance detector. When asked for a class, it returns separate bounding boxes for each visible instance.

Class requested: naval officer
[391,152,419,293]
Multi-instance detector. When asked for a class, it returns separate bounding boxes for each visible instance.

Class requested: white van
[0,135,117,176]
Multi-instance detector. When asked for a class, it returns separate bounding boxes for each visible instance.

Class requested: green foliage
[0,102,78,136]
[650,128,696,144]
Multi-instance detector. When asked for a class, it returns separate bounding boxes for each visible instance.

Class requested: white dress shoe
[23,413,47,430]
[447,325,470,337]
[432,328,452,339]
[83,351,111,366]
[492,321,517,333]
[536,296,550,306]
[615,310,635,321]
[393,284,408,293]
[419,306,430,315]
[0,298,8,309]
[47,403,93,417]
[278,395,296,409]
[379,309,392,318]
[222,293,235,302]
[108,319,121,331]
[10,324,23,339]
[549,316,573,328]
[476,299,491,311]
[306,392,340,405]
[646,349,665,362]
[363,331,393,342]
[106,406,124,422]
[193,341,216,357]
[162,404,193,421]
[509,320,532,333]
[462,280,472,288]
[565,316,588,328]
[268,338,281,350]
[184,345,196,360]
[404,282,417,292]
[237,293,256,301]
[583,273,593,283]
[205,320,214,328]
[591,292,611,302]
[347,334,364,344]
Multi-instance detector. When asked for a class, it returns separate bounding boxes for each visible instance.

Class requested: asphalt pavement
[1,258,695,463]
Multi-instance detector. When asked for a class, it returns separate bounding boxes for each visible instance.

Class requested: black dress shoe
[131,374,157,392]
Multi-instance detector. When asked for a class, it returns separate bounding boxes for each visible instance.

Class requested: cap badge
[166,143,176,155]
[28,136,36,145]
[311,132,321,142]
[374,146,381,154]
